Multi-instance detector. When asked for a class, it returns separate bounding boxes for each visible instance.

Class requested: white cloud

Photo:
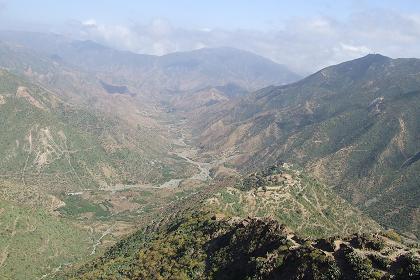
[67,10,420,74]
[148,18,172,37]
[339,43,371,55]
[193,42,207,50]
[81,19,97,28]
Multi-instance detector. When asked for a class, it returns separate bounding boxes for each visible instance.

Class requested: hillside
[0,34,304,279]
[0,31,418,279]
[61,211,419,280]
[52,164,398,279]
[0,41,166,129]
[194,54,420,238]
[0,198,92,280]
[0,69,194,191]
[207,163,380,238]
[0,69,201,279]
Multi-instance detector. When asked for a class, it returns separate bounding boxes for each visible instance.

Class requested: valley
[0,87,237,279]
[0,30,418,279]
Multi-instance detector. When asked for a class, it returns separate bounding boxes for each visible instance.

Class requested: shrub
[382,230,402,243]
[394,253,420,279]
[344,250,373,280]
[368,254,391,270]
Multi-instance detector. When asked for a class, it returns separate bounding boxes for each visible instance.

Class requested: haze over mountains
[0,31,300,94]
[0,29,419,279]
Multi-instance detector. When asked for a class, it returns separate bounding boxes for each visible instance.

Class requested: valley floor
[0,111,232,279]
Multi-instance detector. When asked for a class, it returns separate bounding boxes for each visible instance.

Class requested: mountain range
[193,54,420,238]
[0,31,300,95]
[0,30,418,279]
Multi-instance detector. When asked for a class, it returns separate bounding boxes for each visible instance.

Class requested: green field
[0,200,93,279]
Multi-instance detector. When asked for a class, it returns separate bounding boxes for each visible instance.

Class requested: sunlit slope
[196,54,420,237]
[0,70,193,191]
[55,164,390,279]
[208,164,380,238]
[0,199,92,280]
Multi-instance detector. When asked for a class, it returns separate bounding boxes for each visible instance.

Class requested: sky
[1,0,420,74]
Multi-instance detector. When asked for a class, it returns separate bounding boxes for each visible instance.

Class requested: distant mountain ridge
[0,30,300,96]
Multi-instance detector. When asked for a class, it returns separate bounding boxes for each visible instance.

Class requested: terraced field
[207,164,381,238]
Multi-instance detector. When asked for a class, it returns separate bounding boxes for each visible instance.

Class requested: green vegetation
[343,250,374,280]
[0,69,199,278]
[394,254,420,279]
[209,164,380,238]
[0,39,419,280]
[0,200,92,280]
[0,69,195,193]
[58,196,111,219]
[55,164,417,279]
[60,211,420,280]
[382,229,403,242]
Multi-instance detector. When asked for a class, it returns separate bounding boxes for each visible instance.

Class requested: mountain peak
[364,53,389,58]
[304,53,393,83]
[337,53,391,70]
[359,53,391,62]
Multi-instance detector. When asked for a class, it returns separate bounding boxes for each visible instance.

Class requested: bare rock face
[16,86,46,110]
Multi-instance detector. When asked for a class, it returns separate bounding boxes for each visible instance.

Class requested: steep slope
[61,211,419,280]
[0,69,193,192]
[0,69,200,278]
[167,83,249,117]
[195,54,420,237]
[0,41,164,129]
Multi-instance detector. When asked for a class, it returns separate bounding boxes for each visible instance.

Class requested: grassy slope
[208,164,380,238]
[0,199,92,280]
[55,166,398,279]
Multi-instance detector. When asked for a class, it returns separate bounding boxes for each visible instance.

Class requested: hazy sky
[1,0,420,73]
